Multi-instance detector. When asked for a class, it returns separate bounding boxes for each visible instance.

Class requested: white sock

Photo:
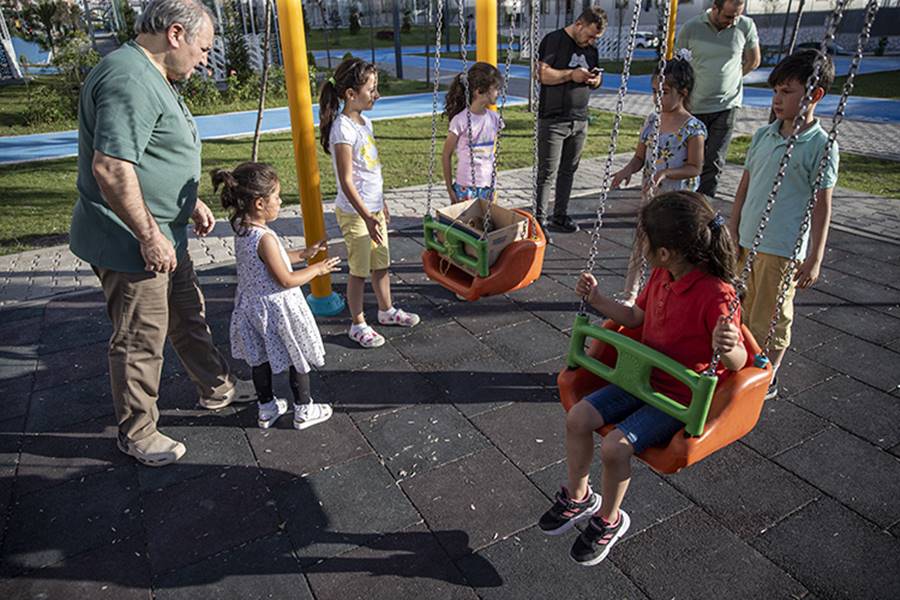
[378,307,397,318]
[350,322,368,333]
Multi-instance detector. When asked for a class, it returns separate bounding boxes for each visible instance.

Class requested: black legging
[251,363,311,405]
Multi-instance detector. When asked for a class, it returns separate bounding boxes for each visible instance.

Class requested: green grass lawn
[727,135,900,199]
[0,107,642,255]
[0,74,441,136]
[746,69,900,100]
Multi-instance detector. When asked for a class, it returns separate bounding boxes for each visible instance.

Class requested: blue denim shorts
[584,384,684,454]
[452,182,494,201]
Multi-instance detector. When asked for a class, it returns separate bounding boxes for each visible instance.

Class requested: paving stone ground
[1,183,899,598]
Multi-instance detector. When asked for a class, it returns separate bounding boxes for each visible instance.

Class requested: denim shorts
[452,182,494,201]
[584,384,684,454]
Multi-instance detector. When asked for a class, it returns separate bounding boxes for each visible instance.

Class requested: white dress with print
[230,226,325,374]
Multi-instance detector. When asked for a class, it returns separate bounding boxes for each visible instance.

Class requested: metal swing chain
[425,0,445,217]
[486,1,518,216]
[579,0,644,316]
[761,0,879,356]
[644,0,671,195]
[530,0,541,218]
[705,0,850,375]
[630,0,672,296]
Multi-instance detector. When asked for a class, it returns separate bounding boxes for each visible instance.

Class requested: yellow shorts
[335,207,391,278]
[739,248,797,351]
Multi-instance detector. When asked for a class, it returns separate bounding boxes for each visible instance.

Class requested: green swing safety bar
[566,314,719,437]
[423,214,491,278]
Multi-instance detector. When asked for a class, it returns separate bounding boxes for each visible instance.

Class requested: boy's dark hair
[653,57,695,111]
[319,57,378,154]
[768,48,835,95]
[576,7,608,33]
[444,62,504,121]
[640,191,737,283]
[211,162,280,235]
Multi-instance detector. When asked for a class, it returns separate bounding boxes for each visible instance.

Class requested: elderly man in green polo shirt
[675,0,761,198]
[70,0,249,467]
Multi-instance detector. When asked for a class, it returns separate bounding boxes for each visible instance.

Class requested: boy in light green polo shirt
[728,49,839,400]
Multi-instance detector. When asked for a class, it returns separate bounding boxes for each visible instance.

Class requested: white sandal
[349,324,385,348]
[294,401,334,430]
[377,307,420,327]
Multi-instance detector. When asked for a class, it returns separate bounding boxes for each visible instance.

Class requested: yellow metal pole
[666,0,678,60]
[274,0,344,315]
[475,0,497,67]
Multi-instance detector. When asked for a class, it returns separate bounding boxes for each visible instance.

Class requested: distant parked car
[635,31,659,49]
[795,41,850,55]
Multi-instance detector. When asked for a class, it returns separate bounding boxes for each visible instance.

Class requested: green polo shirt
[675,11,758,115]
[739,120,839,259]
[70,41,201,272]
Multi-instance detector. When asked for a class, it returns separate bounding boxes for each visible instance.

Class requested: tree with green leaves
[19,0,81,56]
[223,0,252,83]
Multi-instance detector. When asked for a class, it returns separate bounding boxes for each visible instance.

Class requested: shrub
[52,33,100,86]
[24,86,73,125]
[401,9,412,34]
[180,74,221,112]
[349,8,361,35]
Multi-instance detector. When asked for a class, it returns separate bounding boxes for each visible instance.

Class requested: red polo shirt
[636,267,743,406]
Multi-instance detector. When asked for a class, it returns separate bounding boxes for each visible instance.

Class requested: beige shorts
[739,248,797,351]
[335,207,391,278]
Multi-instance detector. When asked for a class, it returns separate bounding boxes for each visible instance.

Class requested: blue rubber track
[0,92,526,165]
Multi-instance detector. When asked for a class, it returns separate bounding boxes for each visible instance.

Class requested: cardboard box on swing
[435,198,529,277]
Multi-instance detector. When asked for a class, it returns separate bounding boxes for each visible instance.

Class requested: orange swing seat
[422,209,547,302]
[557,320,772,474]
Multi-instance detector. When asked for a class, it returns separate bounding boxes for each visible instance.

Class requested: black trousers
[251,363,311,405]
[695,108,737,199]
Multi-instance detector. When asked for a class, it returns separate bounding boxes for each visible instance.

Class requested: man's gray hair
[136,0,215,42]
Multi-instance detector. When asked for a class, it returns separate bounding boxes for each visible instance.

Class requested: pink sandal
[378,307,420,327]
[349,324,385,348]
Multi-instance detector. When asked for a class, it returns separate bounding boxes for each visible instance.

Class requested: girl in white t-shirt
[319,57,420,349]
[441,62,504,204]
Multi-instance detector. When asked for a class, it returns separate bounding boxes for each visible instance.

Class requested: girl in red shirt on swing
[539,191,748,566]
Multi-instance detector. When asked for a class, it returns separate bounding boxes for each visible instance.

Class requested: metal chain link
[530,0,541,217]
[705,0,849,374]
[425,0,445,217]
[761,0,879,355]
[579,0,644,315]
[643,0,670,194]
[487,1,518,206]
[631,0,672,297]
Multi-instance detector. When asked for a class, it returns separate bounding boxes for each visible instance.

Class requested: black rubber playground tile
[774,427,900,529]
[456,525,648,600]
[774,351,838,398]
[740,400,831,458]
[451,294,533,336]
[664,443,819,540]
[807,333,900,393]
[471,400,567,474]
[358,403,489,479]
[25,375,113,433]
[306,523,477,600]
[15,417,130,496]
[322,359,436,420]
[808,303,900,346]
[0,534,151,600]
[247,411,372,479]
[142,467,280,575]
[751,497,900,600]
[789,375,900,450]
[478,319,571,368]
[1,465,142,577]
[395,321,495,370]
[401,447,547,560]
[274,454,421,568]
[32,341,109,392]
[611,506,810,600]
[0,375,32,423]
[154,533,312,600]
[788,314,844,354]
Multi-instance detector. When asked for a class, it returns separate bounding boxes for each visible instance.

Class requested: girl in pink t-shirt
[441,62,504,204]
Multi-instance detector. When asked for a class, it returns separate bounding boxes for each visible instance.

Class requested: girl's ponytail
[319,57,378,154]
[210,163,280,235]
[444,73,467,121]
[705,214,738,283]
[319,78,341,155]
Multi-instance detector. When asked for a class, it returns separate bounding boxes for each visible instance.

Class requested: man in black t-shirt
[536,8,607,233]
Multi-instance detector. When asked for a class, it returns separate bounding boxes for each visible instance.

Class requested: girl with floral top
[611,53,707,304]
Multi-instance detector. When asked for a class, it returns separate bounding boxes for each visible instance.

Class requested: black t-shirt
[538,29,599,121]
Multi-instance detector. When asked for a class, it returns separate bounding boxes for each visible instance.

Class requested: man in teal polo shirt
[675,0,760,198]
[71,0,247,467]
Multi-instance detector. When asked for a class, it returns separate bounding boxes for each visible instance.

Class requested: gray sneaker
[117,431,186,467]
[199,378,256,410]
